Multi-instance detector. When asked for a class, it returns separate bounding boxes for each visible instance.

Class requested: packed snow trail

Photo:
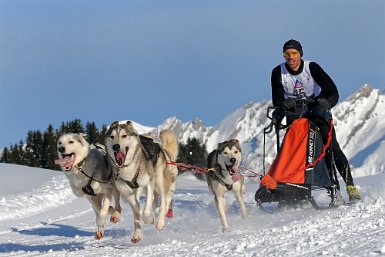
[1,164,385,257]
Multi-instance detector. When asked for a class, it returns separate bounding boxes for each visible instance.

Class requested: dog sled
[255,102,344,212]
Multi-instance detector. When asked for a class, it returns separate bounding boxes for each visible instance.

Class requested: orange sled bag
[260,117,332,191]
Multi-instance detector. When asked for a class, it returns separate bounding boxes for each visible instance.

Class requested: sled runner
[255,102,344,212]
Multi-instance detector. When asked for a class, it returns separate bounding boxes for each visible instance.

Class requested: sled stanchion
[305,118,334,170]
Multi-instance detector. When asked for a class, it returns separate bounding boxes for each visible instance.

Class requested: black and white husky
[206,139,249,231]
[55,133,121,239]
[104,121,178,243]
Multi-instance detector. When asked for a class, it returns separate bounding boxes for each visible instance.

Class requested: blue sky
[1,0,384,147]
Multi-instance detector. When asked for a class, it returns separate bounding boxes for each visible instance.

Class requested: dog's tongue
[114,151,125,166]
[54,155,75,171]
[230,166,240,183]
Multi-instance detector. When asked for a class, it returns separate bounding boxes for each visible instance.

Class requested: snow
[1,85,385,256]
[1,163,385,256]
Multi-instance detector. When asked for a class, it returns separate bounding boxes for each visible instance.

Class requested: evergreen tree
[25,130,43,167]
[9,144,22,164]
[98,124,108,144]
[177,138,208,180]
[69,119,84,134]
[24,131,36,166]
[58,121,67,134]
[0,147,9,163]
[18,140,27,165]
[86,121,99,144]
[58,119,84,135]
[41,125,58,169]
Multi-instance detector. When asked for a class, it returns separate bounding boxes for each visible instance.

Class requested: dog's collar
[74,158,87,173]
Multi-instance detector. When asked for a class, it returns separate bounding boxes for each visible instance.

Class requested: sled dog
[206,139,248,231]
[55,133,122,239]
[105,121,178,243]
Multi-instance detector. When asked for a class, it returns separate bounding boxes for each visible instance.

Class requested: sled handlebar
[266,97,331,132]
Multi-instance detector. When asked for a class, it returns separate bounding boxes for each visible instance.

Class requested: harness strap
[209,165,238,191]
[73,148,116,184]
[79,169,115,184]
[166,161,214,174]
[119,168,140,189]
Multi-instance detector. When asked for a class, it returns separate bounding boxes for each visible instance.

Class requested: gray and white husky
[55,133,122,239]
[206,139,249,231]
[105,121,178,243]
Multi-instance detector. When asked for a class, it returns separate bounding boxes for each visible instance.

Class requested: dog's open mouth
[54,153,75,171]
[227,164,240,183]
[114,147,128,167]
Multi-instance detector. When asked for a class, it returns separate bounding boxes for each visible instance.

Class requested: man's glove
[272,107,286,125]
[317,98,331,109]
[282,98,297,110]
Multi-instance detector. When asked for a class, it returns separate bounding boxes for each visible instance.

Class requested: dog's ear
[230,139,241,151]
[229,139,239,144]
[74,133,85,144]
[123,121,138,136]
[110,121,119,129]
[217,142,225,151]
[122,121,133,130]
[105,121,119,138]
[75,133,84,139]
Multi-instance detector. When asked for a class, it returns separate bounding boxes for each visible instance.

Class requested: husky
[55,133,122,240]
[104,121,178,243]
[206,139,249,231]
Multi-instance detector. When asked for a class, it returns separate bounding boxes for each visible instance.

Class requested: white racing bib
[280,60,321,99]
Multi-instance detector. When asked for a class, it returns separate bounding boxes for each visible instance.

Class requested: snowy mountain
[152,85,385,178]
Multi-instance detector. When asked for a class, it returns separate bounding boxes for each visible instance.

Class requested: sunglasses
[283,51,300,58]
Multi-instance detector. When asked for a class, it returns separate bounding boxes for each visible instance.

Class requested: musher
[270,39,361,201]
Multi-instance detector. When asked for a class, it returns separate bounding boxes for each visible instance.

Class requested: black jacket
[271,60,339,108]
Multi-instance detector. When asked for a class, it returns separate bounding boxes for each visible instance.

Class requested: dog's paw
[222,226,230,233]
[94,231,104,240]
[110,212,121,223]
[156,221,165,231]
[131,235,142,244]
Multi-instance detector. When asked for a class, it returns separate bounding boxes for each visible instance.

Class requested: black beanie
[283,39,303,56]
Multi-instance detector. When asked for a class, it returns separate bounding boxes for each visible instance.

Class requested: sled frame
[258,105,343,211]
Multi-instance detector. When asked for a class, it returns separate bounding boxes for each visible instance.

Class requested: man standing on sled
[270,39,361,201]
